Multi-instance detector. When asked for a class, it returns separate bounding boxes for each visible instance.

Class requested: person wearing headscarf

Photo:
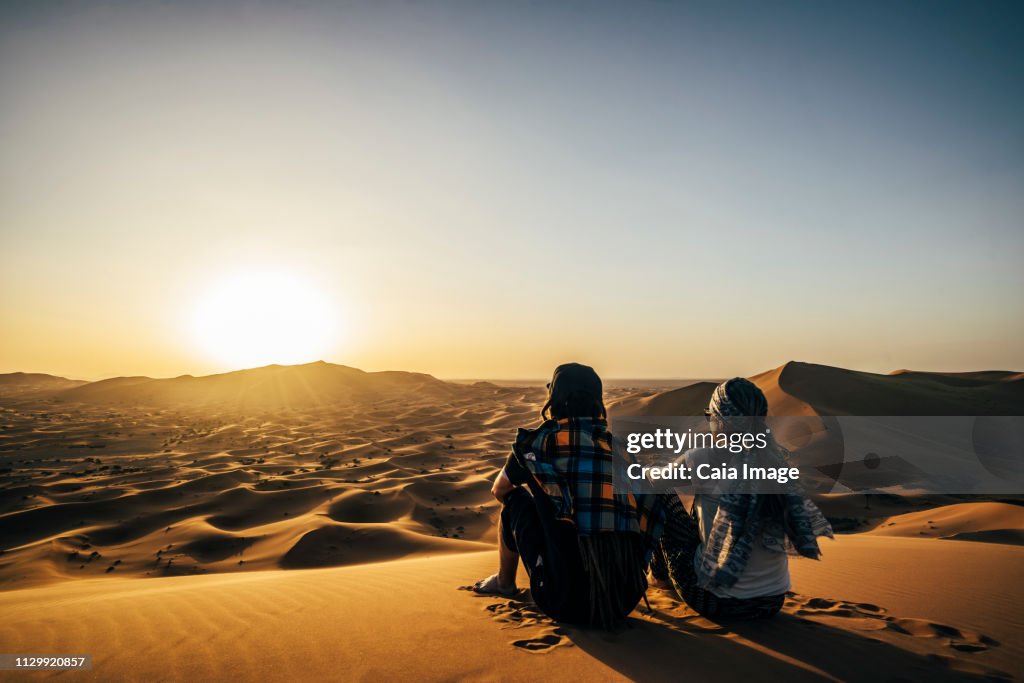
[472,363,665,627]
[651,377,833,619]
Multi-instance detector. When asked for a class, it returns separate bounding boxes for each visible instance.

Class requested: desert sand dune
[0,365,595,590]
[868,501,1024,544]
[53,361,461,409]
[0,538,1020,682]
[608,381,718,417]
[1,362,1022,680]
[608,361,1024,418]
[890,369,1024,384]
[758,361,1024,416]
[0,373,87,397]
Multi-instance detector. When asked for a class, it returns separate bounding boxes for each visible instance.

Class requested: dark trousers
[652,496,785,620]
[501,488,648,626]
[500,488,593,623]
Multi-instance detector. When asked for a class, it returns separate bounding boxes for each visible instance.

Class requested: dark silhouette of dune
[58,376,155,399]
[760,361,1024,416]
[0,372,87,397]
[608,381,717,417]
[56,361,461,409]
[608,361,1024,418]
[889,369,1023,385]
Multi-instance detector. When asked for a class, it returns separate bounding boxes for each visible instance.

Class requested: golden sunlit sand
[2,539,1020,682]
[1,361,1022,681]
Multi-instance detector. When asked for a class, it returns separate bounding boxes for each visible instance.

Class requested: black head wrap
[542,362,606,420]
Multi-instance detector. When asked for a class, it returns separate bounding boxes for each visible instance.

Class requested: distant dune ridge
[608,361,1024,417]
[867,501,1024,545]
[606,381,719,417]
[7,359,1021,415]
[608,361,1024,501]
[0,372,88,397]
[3,361,461,409]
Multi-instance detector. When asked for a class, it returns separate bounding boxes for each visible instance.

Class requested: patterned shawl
[696,379,833,589]
[514,417,665,552]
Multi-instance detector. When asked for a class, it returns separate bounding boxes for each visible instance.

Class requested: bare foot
[472,573,518,596]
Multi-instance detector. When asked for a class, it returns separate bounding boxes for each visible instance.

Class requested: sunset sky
[2,1,1022,380]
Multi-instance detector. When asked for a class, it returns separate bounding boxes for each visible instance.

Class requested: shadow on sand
[565,603,1011,683]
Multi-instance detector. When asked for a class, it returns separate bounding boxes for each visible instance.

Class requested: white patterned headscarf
[707,377,766,419]
[696,378,833,589]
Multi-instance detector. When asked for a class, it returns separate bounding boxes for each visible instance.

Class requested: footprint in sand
[485,601,570,652]
[511,633,566,651]
[789,593,1000,654]
[460,589,571,653]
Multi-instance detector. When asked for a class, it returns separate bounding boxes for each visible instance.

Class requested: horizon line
[2,358,1021,386]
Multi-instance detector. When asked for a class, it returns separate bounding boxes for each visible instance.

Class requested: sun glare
[191,270,337,369]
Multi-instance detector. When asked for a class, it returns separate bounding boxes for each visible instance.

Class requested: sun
[191,269,337,369]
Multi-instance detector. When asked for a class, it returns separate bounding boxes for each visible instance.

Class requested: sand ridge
[867,502,1024,544]
[609,361,1024,417]
[1,543,1019,682]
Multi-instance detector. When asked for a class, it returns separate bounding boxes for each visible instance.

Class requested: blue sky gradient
[1,1,1021,378]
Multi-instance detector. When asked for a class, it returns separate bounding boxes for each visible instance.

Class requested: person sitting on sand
[650,378,833,619]
[472,362,666,627]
